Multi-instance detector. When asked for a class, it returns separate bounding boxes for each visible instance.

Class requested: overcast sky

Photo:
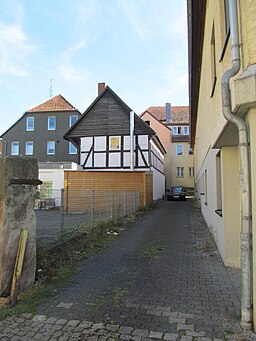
[0,0,188,135]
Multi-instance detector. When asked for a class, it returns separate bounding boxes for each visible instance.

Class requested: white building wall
[150,141,165,201]
[38,163,80,206]
[195,148,225,260]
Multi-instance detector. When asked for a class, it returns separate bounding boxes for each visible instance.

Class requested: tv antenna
[49,79,53,98]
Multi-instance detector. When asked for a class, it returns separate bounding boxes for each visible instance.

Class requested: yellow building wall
[222,147,240,267]
[240,0,256,69]
[194,0,256,327]
[171,142,194,188]
[247,109,256,328]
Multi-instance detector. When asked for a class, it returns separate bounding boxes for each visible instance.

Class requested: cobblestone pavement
[1,200,256,340]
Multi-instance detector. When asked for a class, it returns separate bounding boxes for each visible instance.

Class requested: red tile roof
[26,94,77,112]
[146,106,190,124]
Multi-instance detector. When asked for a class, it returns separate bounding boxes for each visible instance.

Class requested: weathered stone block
[0,156,38,295]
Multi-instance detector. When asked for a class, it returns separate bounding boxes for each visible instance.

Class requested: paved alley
[0,200,255,340]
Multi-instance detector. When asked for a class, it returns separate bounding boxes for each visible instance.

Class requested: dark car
[167,186,186,201]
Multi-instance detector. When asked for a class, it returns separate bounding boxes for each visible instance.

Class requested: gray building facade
[1,94,81,163]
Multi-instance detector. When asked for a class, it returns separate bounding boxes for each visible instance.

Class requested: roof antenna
[49,79,53,99]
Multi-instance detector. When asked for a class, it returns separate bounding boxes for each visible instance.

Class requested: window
[25,141,33,155]
[176,167,184,177]
[215,152,222,216]
[145,120,150,126]
[40,180,53,198]
[48,116,56,130]
[172,126,178,135]
[204,170,208,205]
[219,0,231,62]
[176,144,184,156]
[69,142,77,154]
[188,144,194,155]
[69,115,78,127]
[26,117,34,131]
[172,126,183,135]
[11,142,19,155]
[189,167,194,177]
[224,0,230,34]
[109,136,121,150]
[183,126,190,135]
[210,24,217,97]
[47,141,55,155]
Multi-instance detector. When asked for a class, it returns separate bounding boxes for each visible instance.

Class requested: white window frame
[11,142,19,155]
[47,141,55,155]
[69,142,77,154]
[189,167,194,177]
[26,117,34,131]
[176,167,184,177]
[172,126,178,135]
[183,126,190,135]
[176,144,184,156]
[25,141,34,155]
[69,115,78,127]
[48,116,56,130]
[188,144,194,155]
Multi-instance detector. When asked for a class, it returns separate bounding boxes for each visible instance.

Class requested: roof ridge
[26,94,78,113]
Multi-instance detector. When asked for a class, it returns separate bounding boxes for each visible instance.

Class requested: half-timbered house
[64,84,166,204]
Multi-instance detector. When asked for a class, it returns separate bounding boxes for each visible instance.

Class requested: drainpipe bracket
[240,232,251,251]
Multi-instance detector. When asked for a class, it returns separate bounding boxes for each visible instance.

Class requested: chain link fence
[35,188,140,250]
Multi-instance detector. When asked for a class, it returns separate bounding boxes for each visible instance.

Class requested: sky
[0,0,188,135]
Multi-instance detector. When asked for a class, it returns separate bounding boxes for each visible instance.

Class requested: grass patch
[111,287,129,301]
[139,242,166,258]
[0,266,73,321]
[0,210,142,321]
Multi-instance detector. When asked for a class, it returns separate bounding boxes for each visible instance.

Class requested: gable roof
[64,86,155,144]
[26,94,78,112]
[140,110,172,132]
[145,106,190,124]
[1,94,79,138]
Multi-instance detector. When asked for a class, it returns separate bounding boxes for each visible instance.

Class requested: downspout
[130,111,134,171]
[221,0,252,329]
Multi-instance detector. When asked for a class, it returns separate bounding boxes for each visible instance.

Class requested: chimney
[165,102,171,122]
[98,82,106,95]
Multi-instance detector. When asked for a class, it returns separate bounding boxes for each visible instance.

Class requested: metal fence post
[91,190,95,225]
[111,191,114,217]
[60,188,64,241]
[134,191,137,212]
[123,191,127,217]
[137,191,140,210]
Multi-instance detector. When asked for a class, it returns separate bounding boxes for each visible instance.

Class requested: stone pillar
[0,156,38,296]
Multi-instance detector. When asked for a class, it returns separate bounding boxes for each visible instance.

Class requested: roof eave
[187,0,206,147]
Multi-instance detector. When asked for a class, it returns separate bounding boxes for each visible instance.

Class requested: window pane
[177,127,182,135]
[25,141,33,155]
[176,144,183,156]
[189,167,194,177]
[188,144,194,155]
[47,141,55,154]
[172,126,178,135]
[70,115,78,127]
[11,142,19,155]
[48,116,56,130]
[183,126,189,135]
[69,142,77,154]
[26,117,34,131]
[224,0,230,33]
[176,167,184,177]
[41,180,53,198]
